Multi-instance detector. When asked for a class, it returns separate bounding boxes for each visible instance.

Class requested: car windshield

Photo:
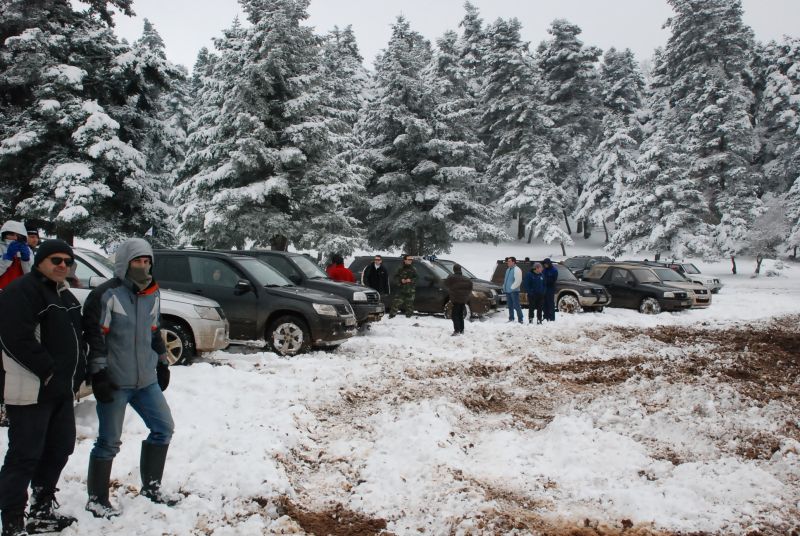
[564,258,586,271]
[437,260,477,279]
[78,249,114,276]
[632,268,661,283]
[556,264,577,281]
[238,258,292,286]
[420,260,449,279]
[292,255,328,279]
[652,268,686,282]
[682,264,701,274]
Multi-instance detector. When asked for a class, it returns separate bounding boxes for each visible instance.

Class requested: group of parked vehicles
[65,247,723,362]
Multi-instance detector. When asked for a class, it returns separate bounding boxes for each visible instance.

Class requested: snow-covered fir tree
[660,0,761,255]
[536,19,603,227]
[457,1,487,94]
[0,0,168,245]
[479,17,571,252]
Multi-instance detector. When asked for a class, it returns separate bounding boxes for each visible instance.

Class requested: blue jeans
[91,382,174,460]
[506,290,523,322]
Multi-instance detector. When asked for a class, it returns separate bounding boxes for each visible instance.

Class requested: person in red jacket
[0,220,33,290]
[326,254,355,283]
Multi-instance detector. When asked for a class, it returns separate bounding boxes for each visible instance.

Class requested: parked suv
[349,256,496,318]
[625,261,712,308]
[490,260,611,313]
[582,262,693,314]
[223,250,384,328]
[69,247,229,365]
[662,262,723,293]
[427,258,502,318]
[563,255,614,279]
[152,250,356,355]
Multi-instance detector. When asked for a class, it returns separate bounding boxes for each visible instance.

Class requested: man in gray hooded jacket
[82,238,175,518]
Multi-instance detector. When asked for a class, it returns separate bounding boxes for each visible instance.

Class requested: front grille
[713,279,720,284]
[674,292,688,299]
[693,288,708,295]
[365,292,380,303]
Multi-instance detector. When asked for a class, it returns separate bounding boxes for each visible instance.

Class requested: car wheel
[161,319,195,365]
[557,294,582,314]
[443,301,471,320]
[268,315,311,356]
[639,297,662,315]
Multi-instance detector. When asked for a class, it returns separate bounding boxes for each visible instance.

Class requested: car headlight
[662,292,675,298]
[352,291,368,302]
[471,290,482,298]
[194,305,221,320]
[312,303,338,316]
[582,289,593,295]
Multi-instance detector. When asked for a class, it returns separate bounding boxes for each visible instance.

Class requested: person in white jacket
[502,257,524,323]
[0,221,32,290]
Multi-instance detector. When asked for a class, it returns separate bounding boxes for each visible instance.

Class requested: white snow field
[4,240,799,535]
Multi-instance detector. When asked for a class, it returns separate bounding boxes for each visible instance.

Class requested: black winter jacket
[0,270,86,404]
[362,263,390,294]
[445,274,473,304]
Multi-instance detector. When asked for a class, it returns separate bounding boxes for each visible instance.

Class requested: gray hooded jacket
[82,239,166,389]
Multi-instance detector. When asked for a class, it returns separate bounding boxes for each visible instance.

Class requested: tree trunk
[730,255,737,275]
[603,221,609,243]
[526,224,534,244]
[562,210,572,235]
[56,226,75,246]
[793,246,797,259]
[654,252,661,261]
[270,234,288,251]
[560,241,566,256]
[755,255,763,274]
[583,219,591,239]
[576,219,583,234]
[517,216,526,240]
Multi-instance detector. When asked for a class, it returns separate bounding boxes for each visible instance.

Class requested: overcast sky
[103,0,800,71]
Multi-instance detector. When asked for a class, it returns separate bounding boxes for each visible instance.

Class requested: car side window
[611,268,631,284]
[188,257,240,287]
[153,255,190,282]
[72,257,101,287]
[260,256,302,282]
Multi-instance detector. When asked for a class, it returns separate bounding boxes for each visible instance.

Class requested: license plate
[682,300,691,306]
[345,317,356,326]
[375,306,384,313]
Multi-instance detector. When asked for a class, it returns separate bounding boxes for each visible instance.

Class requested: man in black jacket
[444,264,473,335]
[0,240,86,536]
[361,255,390,296]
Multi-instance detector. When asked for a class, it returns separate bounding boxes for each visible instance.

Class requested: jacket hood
[1,220,28,239]
[114,238,154,279]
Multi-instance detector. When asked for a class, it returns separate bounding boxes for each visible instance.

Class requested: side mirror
[88,276,108,288]
[234,279,253,295]
[626,280,636,287]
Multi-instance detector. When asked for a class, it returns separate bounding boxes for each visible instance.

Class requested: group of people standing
[502,257,559,324]
[0,222,176,536]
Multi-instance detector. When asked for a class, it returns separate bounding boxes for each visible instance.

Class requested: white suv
[69,247,229,365]
[664,262,723,293]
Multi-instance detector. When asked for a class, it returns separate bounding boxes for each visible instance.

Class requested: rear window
[555,264,577,281]
[652,268,685,282]
[632,269,660,283]
[154,255,191,282]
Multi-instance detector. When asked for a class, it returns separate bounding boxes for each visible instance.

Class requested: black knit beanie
[34,239,73,267]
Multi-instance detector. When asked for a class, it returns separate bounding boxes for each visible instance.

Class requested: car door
[605,268,636,308]
[413,263,446,313]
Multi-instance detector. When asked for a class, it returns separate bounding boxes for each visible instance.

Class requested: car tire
[161,319,195,365]
[268,315,311,356]
[639,297,662,315]
[443,301,471,320]
[557,294,582,314]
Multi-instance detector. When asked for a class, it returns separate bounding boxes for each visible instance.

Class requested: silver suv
[69,247,229,365]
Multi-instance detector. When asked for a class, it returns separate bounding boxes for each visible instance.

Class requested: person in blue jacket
[522,262,545,324]
[542,258,559,321]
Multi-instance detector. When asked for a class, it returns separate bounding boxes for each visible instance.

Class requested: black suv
[563,255,614,279]
[582,262,693,314]
[223,250,384,327]
[490,260,611,313]
[349,256,496,318]
[428,258,504,315]
[152,250,356,355]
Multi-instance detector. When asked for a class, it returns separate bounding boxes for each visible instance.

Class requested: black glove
[17,242,30,262]
[91,369,117,403]
[157,362,170,392]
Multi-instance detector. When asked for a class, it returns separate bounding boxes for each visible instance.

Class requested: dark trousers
[527,293,544,322]
[451,302,466,333]
[0,395,76,511]
[544,289,556,321]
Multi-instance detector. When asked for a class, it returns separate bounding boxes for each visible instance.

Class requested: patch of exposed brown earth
[278,498,392,536]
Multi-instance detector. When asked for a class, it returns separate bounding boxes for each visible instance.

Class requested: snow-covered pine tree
[478,17,571,252]
[661,0,761,256]
[785,176,800,257]
[457,1,487,92]
[536,19,603,230]
[1,0,165,245]
[753,37,800,195]
[599,48,644,123]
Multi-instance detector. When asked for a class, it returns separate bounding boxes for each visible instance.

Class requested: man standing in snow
[0,240,86,535]
[444,264,473,335]
[389,255,417,318]
[362,255,390,296]
[83,238,175,518]
[503,257,524,323]
[0,221,32,290]
[542,258,559,321]
[522,262,546,324]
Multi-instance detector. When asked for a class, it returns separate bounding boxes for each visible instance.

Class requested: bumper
[468,296,493,316]
[578,294,611,307]
[190,318,230,352]
[312,314,358,346]
[690,295,712,308]
[352,301,385,324]
[660,298,693,311]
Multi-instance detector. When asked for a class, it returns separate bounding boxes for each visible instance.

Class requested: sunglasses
[49,256,74,266]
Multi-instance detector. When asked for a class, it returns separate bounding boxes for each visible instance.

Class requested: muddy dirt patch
[278,498,391,536]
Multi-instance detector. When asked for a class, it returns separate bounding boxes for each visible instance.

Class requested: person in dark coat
[361,255,390,296]
[542,258,559,321]
[326,254,355,283]
[522,262,546,324]
[0,240,86,535]
[444,264,473,335]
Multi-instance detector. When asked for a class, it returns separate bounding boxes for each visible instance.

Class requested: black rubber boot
[1,510,27,536]
[85,457,119,518]
[26,488,75,534]
[140,442,178,506]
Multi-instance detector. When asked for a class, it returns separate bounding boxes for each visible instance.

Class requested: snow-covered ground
[4,240,800,535]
